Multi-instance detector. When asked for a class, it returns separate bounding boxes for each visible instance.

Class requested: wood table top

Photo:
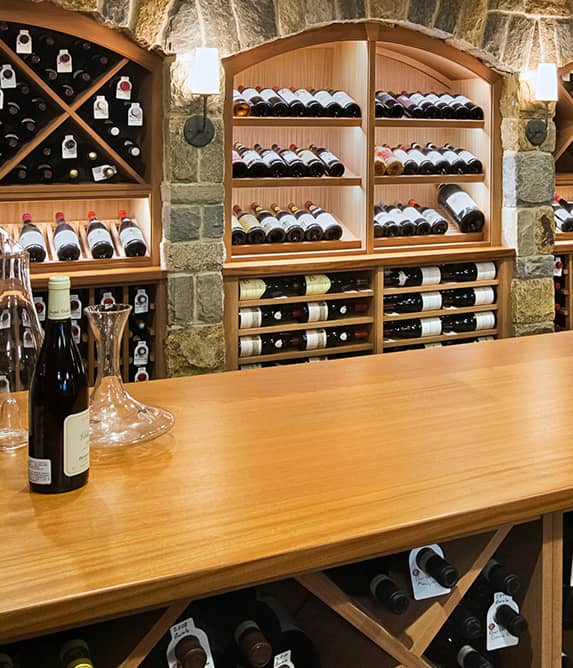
[2,332,573,642]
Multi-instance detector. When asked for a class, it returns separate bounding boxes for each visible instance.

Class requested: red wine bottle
[53,212,81,261]
[384,266,441,287]
[482,559,521,596]
[119,210,148,257]
[269,203,305,242]
[384,291,442,313]
[87,211,114,259]
[384,317,442,339]
[305,201,343,240]
[287,202,323,240]
[440,262,496,282]
[232,206,266,244]
[29,276,89,494]
[19,213,47,262]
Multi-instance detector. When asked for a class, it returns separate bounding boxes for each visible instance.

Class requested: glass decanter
[84,303,174,446]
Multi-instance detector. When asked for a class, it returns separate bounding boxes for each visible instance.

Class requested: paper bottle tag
[0,89,3,110]
[116,76,132,100]
[23,328,34,349]
[555,257,564,277]
[57,49,72,73]
[62,135,77,160]
[70,294,82,320]
[133,341,149,366]
[409,544,451,600]
[134,366,149,382]
[34,297,46,322]
[0,65,16,89]
[71,320,81,345]
[127,102,143,126]
[92,164,116,182]
[21,309,30,328]
[0,310,11,330]
[100,291,115,306]
[134,289,149,314]
[486,593,520,651]
[16,30,32,54]
[274,651,295,668]
[93,95,109,120]
[167,618,215,668]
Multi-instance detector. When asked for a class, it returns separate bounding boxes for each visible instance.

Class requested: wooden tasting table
[2,332,573,653]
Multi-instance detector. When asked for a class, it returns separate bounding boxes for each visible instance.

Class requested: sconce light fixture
[525,62,558,146]
[183,47,220,147]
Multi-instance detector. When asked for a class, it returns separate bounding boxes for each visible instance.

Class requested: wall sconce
[183,47,220,147]
[525,62,558,146]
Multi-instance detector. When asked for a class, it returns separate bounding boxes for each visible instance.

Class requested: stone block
[197,0,240,54]
[52,0,99,10]
[453,0,488,47]
[407,0,437,27]
[480,12,510,62]
[488,0,525,9]
[166,204,201,242]
[502,206,555,257]
[234,0,277,49]
[513,321,555,337]
[163,182,225,205]
[503,151,555,207]
[336,0,366,19]
[511,277,554,324]
[524,0,569,14]
[433,0,462,34]
[133,0,172,48]
[197,272,224,323]
[165,240,226,273]
[368,0,409,20]
[166,115,199,183]
[501,118,556,153]
[101,0,131,27]
[555,18,573,66]
[276,0,306,35]
[534,207,555,255]
[198,117,224,183]
[304,0,336,24]
[168,273,195,326]
[501,15,535,71]
[202,205,224,239]
[166,323,226,376]
[515,255,555,279]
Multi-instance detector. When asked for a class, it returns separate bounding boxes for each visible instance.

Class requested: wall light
[183,47,220,147]
[525,62,558,146]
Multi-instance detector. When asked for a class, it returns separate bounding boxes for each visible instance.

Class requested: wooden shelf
[238,315,374,336]
[383,327,497,348]
[375,174,484,185]
[238,341,373,363]
[232,236,362,256]
[383,303,498,321]
[383,278,499,295]
[375,230,484,248]
[232,175,362,188]
[375,118,484,129]
[556,173,573,187]
[233,117,363,127]
[238,289,374,308]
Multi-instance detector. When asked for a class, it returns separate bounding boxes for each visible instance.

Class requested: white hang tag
[486,593,520,651]
[71,320,81,345]
[116,76,132,100]
[21,310,30,327]
[62,135,77,160]
[0,65,16,89]
[127,102,143,126]
[133,341,149,366]
[134,289,149,314]
[274,651,295,668]
[70,294,82,320]
[555,257,564,277]
[0,375,10,393]
[0,89,4,110]
[23,328,34,349]
[56,49,72,73]
[409,544,451,600]
[92,164,117,182]
[134,366,149,382]
[167,618,215,668]
[16,30,32,54]
[93,95,109,120]
[34,297,46,322]
[0,310,11,330]
[100,291,115,306]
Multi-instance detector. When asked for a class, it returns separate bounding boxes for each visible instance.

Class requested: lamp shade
[187,47,220,95]
[535,62,558,102]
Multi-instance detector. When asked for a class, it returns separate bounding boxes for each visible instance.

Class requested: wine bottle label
[486,594,520,650]
[21,310,30,327]
[134,289,149,314]
[128,102,143,127]
[314,211,340,232]
[29,457,51,485]
[453,94,472,105]
[100,291,115,306]
[57,50,72,73]
[92,165,117,182]
[71,320,81,345]
[473,286,495,305]
[62,135,77,160]
[258,89,281,104]
[313,90,336,107]
[16,30,32,54]
[298,212,318,228]
[438,93,455,104]
[239,278,266,300]
[408,93,426,106]
[317,150,339,166]
[375,146,394,161]
[277,213,300,233]
[457,149,479,164]
[474,311,496,330]
[34,297,46,321]
[232,150,243,164]
[238,214,261,232]
[116,76,132,100]
[425,150,445,166]
[119,226,146,247]
[259,214,282,234]
[408,544,451,600]
[555,257,564,277]
[242,149,264,167]
[239,336,262,357]
[420,317,442,336]
[424,93,440,104]
[442,149,460,165]
[239,308,262,329]
[420,267,442,285]
[307,302,328,322]
[274,650,294,668]
[20,229,45,249]
[305,329,327,350]
[374,210,391,224]
[421,292,442,311]
[133,341,149,365]
[277,88,298,104]
[392,148,409,163]
[332,91,356,108]
[70,294,82,320]
[0,65,16,89]
[54,229,80,255]
[0,90,3,110]
[298,149,318,165]
[93,95,109,119]
[304,274,331,295]
[279,149,300,165]
[63,408,90,477]
[446,190,478,215]
[240,88,262,102]
[88,227,113,248]
[406,148,427,166]
[294,88,316,105]
[421,208,445,225]
[167,618,214,668]
[475,261,496,280]
[260,150,282,167]
[0,310,10,330]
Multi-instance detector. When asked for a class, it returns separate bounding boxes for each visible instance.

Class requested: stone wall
[39,0,573,369]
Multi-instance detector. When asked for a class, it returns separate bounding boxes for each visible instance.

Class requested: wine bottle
[384,317,442,339]
[238,274,368,300]
[373,205,400,237]
[553,195,573,231]
[384,203,416,236]
[292,87,322,116]
[87,211,114,259]
[482,559,521,597]
[291,299,369,323]
[390,145,418,175]
[444,144,483,174]
[465,578,528,637]
[310,88,342,116]
[233,142,268,178]
[121,138,142,160]
[233,89,251,116]
[406,144,435,174]
[452,94,484,120]
[231,214,248,245]
[237,86,270,116]
[426,637,493,668]
[423,92,456,119]
[383,266,441,287]
[438,185,485,233]
[239,332,293,356]
[32,162,54,184]
[407,91,439,118]
[419,143,451,174]
[437,93,471,119]
[0,652,14,668]
[416,546,459,587]
[395,92,426,118]
[239,304,294,329]
[402,203,432,235]
[9,163,28,183]
[19,213,47,263]
[310,144,345,177]
[330,89,361,117]
[29,276,89,494]
[375,91,404,118]
[298,327,369,350]
[53,212,81,261]
[374,145,404,176]
[103,119,121,139]
[440,144,467,173]
[447,604,483,641]
[274,87,305,116]
[256,87,288,116]
[250,202,286,243]
[60,638,94,668]
[442,286,496,308]
[119,211,148,257]
[269,203,305,242]
[442,311,496,333]
[384,291,442,314]
[290,144,326,177]
[231,149,248,178]
[440,262,496,282]
[232,206,266,244]
[272,144,307,177]
[287,202,323,241]
[305,201,343,240]
[253,143,288,178]
[326,558,410,614]
[408,200,449,235]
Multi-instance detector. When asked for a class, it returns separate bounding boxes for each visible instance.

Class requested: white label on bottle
[298,149,318,165]
[453,94,472,105]
[134,341,149,365]
[54,229,79,253]
[305,329,327,350]
[116,76,132,100]
[420,266,442,285]
[424,93,440,104]
[332,90,356,108]
[475,261,497,280]
[242,149,263,167]
[422,208,444,225]
[277,88,298,104]
[69,295,82,320]
[92,164,117,182]
[317,150,339,166]
[409,93,426,106]
[63,408,90,478]
[447,190,477,215]
[274,651,294,668]
[87,227,113,249]
[20,229,45,250]
[555,257,564,277]
[167,618,215,668]
[278,213,300,233]
[407,148,427,166]
[16,30,32,54]
[239,336,262,357]
[298,212,317,228]
[239,307,262,329]
[473,287,495,305]
[93,95,109,119]
[457,149,479,164]
[315,212,339,232]
[134,289,149,314]
[0,65,16,89]
[420,317,442,336]
[421,292,442,311]
[314,90,336,107]
[239,279,267,300]
[34,297,46,322]
[127,102,143,126]
[240,87,259,101]
[294,88,315,105]
[134,366,149,382]
[0,310,10,330]
[257,89,279,103]
[260,150,282,168]
[474,311,496,330]
[29,457,51,485]
[307,302,329,322]
[61,135,77,159]
[486,593,520,651]
[260,214,282,235]
[119,225,146,248]
[71,320,81,345]
[304,274,331,295]
[57,49,72,73]
[409,544,451,600]
[438,93,455,104]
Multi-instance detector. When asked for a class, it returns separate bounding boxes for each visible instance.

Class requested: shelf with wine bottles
[555,63,573,170]
[238,289,375,308]
[233,175,362,188]
[234,116,363,128]
[383,303,498,322]
[375,118,485,129]
[374,174,484,185]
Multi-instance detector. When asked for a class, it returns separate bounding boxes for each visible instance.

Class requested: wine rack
[553,254,569,332]
[555,61,573,177]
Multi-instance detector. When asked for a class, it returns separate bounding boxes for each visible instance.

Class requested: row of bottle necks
[0,546,536,668]
[14,211,148,263]
[232,143,483,178]
[233,87,484,120]
[32,284,156,383]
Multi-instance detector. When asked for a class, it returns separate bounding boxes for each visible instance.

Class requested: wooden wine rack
[555,61,573,174]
